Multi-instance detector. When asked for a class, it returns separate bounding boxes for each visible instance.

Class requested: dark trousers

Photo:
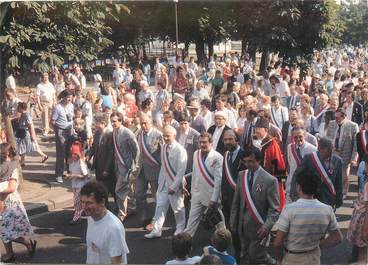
[55,127,71,177]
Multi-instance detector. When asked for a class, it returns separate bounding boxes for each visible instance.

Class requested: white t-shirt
[113,68,125,86]
[36,82,55,102]
[5,75,16,90]
[165,256,201,265]
[86,211,129,264]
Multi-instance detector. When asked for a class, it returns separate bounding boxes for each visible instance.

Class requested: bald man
[145,125,187,239]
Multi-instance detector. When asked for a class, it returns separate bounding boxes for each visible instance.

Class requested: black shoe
[264,254,277,265]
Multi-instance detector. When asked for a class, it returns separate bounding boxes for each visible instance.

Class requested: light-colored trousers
[184,196,225,237]
[152,189,185,234]
[342,164,351,195]
[115,172,136,217]
[40,101,52,133]
[281,247,320,265]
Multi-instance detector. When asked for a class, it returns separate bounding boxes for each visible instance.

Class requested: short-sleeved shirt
[275,198,339,252]
[207,246,237,265]
[86,211,129,264]
[36,82,55,102]
[52,103,74,130]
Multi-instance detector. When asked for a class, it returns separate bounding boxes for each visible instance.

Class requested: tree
[0,2,126,73]
[338,0,368,46]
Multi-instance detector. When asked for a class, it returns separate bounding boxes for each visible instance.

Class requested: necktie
[228,152,233,163]
[202,151,208,161]
[296,146,302,160]
[247,124,253,145]
[248,171,254,188]
[335,124,342,150]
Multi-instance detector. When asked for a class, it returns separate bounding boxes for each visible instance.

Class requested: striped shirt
[275,198,338,252]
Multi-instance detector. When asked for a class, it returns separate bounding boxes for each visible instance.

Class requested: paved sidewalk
[21,133,74,216]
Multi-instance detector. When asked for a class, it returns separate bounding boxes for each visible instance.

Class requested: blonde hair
[85,90,97,104]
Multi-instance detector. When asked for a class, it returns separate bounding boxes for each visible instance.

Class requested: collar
[216,125,225,130]
[230,145,241,156]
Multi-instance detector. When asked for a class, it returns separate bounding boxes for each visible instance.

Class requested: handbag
[201,207,222,229]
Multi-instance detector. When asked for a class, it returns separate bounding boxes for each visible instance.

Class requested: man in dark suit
[207,110,231,156]
[222,129,244,263]
[230,147,279,265]
[344,90,363,126]
[291,138,343,209]
[242,109,258,149]
[88,114,115,202]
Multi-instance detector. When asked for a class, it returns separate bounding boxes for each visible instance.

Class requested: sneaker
[56,176,63,183]
[144,231,161,239]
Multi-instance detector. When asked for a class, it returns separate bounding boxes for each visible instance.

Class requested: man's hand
[168,188,175,195]
[182,187,190,197]
[208,201,217,209]
[351,160,357,167]
[257,225,269,239]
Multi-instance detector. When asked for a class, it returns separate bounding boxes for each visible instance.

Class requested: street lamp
[174,0,178,57]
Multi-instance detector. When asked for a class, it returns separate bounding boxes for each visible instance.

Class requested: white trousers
[184,197,225,237]
[152,190,185,234]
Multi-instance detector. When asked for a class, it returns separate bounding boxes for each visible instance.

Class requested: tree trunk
[259,50,269,72]
[182,41,190,59]
[241,38,248,56]
[142,43,147,60]
[208,39,214,58]
[195,38,205,64]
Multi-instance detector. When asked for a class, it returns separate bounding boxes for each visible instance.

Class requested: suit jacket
[242,120,255,148]
[176,127,200,174]
[286,142,317,195]
[90,128,115,180]
[328,119,359,165]
[351,102,363,126]
[286,95,301,109]
[137,127,163,181]
[190,115,206,133]
[230,167,280,238]
[282,121,318,156]
[191,148,223,206]
[207,124,231,156]
[292,152,343,208]
[221,147,245,210]
[158,141,187,193]
[113,126,140,177]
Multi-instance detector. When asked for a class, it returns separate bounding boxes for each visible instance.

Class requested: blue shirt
[207,246,236,265]
[52,103,74,129]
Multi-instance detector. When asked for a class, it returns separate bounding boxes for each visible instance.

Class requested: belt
[284,247,317,254]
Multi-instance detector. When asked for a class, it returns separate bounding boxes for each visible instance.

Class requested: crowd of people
[1,46,368,264]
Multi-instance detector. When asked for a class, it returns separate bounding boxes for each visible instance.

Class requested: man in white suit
[145,125,187,239]
[285,127,317,202]
[184,132,225,237]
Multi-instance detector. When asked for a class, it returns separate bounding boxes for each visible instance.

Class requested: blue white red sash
[360,129,368,155]
[314,104,330,119]
[139,131,160,167]
[241,170,264,225]
[195,150,215,188]
[310,152,336,197]
[161,144,176,182]
[290,143,301,166]
[224,151,236,190]
[113,130,127,168]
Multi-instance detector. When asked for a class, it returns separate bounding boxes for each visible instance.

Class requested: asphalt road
[0,198,355,265]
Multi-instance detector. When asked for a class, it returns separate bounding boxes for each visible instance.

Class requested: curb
[23,177,73,217]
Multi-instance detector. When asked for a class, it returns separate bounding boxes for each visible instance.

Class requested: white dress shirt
[212,125,225,150]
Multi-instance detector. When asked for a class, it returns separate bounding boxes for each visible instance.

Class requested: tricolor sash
[241,170,265,225]
[113,131,127,168]
[139,132,160,167]
[360,129,368,155]
[314,104,330,119]
[195,150,215,188]
[161,144,176,182]
[310,152,336,197]
[223,151,236,190]
[290,143,301,166]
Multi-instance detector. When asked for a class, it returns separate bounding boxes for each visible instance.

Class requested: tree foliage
[338,0,368,46]
[0,2,125,72]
